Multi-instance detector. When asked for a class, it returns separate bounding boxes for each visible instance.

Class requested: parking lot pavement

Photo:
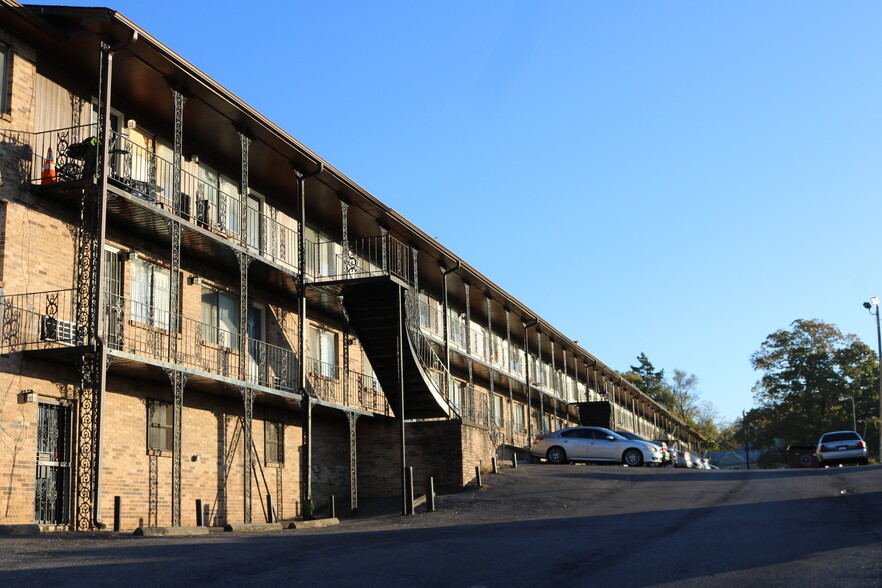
[2,464,881,587]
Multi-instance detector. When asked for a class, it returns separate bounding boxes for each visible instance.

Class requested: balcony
[6,125,300,273]
[0,288,389,416]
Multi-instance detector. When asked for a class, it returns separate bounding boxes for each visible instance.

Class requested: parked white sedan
[531,426,663,467]
[816,430,868,466]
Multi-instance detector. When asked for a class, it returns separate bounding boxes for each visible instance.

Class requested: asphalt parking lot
[2,463,881,587]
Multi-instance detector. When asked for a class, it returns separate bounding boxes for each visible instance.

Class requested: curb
[0,524,43,535]
[288,518,340,529]
[224,522,283,533]
[134,526,211,536]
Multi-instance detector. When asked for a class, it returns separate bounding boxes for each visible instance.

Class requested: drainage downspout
[93,28,138,529]
[523,317,537,444]
[295,160,323,514]
[440,260,460,407]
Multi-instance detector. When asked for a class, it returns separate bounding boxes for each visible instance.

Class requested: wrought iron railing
[0,289,81,352]
[402,288,460,419]
[8,125,301,273]
[0,288,387,414]
[306,358,389,416]
[309,233,414,286]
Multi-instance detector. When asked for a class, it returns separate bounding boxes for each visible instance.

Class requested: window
[265,421,284,464]
[131,258,170,329]
[201,288,239,347]
[513,403,525,433]
[0,42,9,115]
[246,192,264,253]
[493,395,504,427]
[449,381,464,412]
[304,226,339,278]
[309,326,337,378]
[147,399,172,451]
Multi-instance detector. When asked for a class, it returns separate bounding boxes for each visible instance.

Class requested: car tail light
[819,444,829,452]
[532,437,544,445]
[858,440,866,449]
[661,443,668,451]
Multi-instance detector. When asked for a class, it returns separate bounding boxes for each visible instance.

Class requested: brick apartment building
[0,1,701,531]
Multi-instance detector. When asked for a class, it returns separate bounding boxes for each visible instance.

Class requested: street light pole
[862,297,882,460]
[839,395,856,433]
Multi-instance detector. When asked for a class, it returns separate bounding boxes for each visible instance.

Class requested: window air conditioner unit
[41,316,84,345]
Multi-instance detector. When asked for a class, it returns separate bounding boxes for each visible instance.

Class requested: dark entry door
[35,402,72,525]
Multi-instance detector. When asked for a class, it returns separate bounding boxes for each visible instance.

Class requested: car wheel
[546,446,567,464]
[623,448,643,467]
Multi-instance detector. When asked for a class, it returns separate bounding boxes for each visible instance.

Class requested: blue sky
[37,1,882,422]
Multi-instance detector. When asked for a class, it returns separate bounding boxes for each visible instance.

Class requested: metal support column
[237,129,251,249]
[486,296,495,434]
[293,161,322,517]
[537,330,544,432]
[167,369,189,526]
[464,282,473,419]
[240,386,255,523]
[506,309,514,443]
[236,251,253,523]
[398,286,407,515]
[348,412,359,515]
[523,319,536,443]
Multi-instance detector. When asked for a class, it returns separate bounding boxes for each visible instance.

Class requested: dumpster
[786,445,819,468]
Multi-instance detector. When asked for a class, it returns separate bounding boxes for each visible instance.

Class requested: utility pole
[742,410,750,470]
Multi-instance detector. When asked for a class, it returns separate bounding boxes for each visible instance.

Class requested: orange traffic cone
[41,147,57,184]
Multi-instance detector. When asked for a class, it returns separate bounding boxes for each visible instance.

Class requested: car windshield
[599,429,626,440]
[616,431,650,443]
[821,432,860,443]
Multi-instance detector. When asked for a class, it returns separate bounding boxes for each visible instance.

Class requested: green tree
[670,369,700,423]
[750,319,878,455]
[622,353,675,407]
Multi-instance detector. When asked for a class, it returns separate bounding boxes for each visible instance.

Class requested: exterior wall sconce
[126,119,137,129]
[188,275,202,285]
[188,154,199,163]
[18,389,36,404]
[127,250,139,261]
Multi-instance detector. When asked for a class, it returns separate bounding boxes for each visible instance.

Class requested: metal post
[492,457,498,474]
[512,453,518,469]
[266,494,274,523]
[475,465,482,488]
[426,477,435,512]
[875,304,882,460]
[113,496,120,532]
[398,287,407,516]
[328,495,335,519]
[405,467,414,515]
[196,499,203,526]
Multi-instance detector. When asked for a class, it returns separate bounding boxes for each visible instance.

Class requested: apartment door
[34,402,72,525]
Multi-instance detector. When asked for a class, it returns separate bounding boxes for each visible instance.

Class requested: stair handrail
[401,287,461,418]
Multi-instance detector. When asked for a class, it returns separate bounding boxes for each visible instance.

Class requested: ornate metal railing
[309,233,413,286]
[306,358,389,416]
[0,289,384,414]
[6,125,300,272]
[402,288,460,419]
[0,289,81,352]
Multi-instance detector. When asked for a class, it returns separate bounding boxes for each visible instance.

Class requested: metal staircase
[338,277,458,420]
